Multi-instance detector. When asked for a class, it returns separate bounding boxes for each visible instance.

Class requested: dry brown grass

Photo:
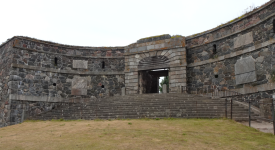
[0,119,274,150]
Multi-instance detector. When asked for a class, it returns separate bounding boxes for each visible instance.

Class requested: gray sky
[0,0,270,47]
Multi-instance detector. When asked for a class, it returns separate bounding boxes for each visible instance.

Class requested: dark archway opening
[139,69,169,94]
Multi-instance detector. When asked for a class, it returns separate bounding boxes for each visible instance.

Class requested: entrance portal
[139,69,168,94]
[124,37,187,94]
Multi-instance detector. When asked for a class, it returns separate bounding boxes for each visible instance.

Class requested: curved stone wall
[2,0,275,127]
[9,37,125,99]
[0,37,126,127]
[186,0,275,96]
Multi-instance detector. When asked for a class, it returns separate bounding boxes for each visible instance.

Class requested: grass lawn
[0,118,274,150]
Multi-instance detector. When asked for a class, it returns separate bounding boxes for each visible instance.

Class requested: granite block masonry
[1,0,275,127]
[235,56,257,85]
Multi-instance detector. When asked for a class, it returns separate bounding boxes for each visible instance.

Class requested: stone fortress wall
[1,0,275,127]
[0,40,14,127]
[186,0,275,105]
[0,37,125,127]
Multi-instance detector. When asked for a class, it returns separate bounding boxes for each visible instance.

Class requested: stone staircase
[31,93,258,121]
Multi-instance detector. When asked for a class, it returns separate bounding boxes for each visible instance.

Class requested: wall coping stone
[125,37,186,53]
[11,63,125,75]
[187,12,275,49]
[187,38,275,67]
[186,0,275,41]
[9,94,64,102]
[124,64,187,73]
[124,46,186,56]
[230,82,275,96]
[9,94,97,103]
[17,37,125,49]
[13,45,124,59]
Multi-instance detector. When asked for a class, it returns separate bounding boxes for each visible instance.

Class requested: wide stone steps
[31,93,257,121]
[47,106,247,112]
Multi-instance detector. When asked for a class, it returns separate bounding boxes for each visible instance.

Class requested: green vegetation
[213,54,219,59]
[171,35,183,39]
[189,4,261,38]
[159,76,169,93]
[138,34,170,41]
[0,119,274,150]
[270,70,275,82]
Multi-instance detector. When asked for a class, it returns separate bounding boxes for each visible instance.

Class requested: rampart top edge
[185,0,275,40]
[0,36,125,50]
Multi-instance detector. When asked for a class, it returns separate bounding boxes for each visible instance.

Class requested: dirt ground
[0,119,274,150]
[240,121,274,134]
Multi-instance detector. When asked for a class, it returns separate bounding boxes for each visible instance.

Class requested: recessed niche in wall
[273,20,275,33]
[53,83,57,86]
[213,44,217,54]
[101,85,104,88]
[54,57,58,66]
[215,75,218,78]
[102,61,105,69]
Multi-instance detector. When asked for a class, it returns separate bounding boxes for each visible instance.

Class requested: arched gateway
[124,35,187,94]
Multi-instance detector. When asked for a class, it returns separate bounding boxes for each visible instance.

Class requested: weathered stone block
[73,60,88,69]
[234,32,253,48]
[137,46,147,52]
[121,87,125,96]
[155,43,165,49]
[8,81,19,89]
[129,48,137,53]
[71,76,88,95]
[71,89,87,95]
[235,56,256,75]
[163,84,167,93]
[235,71,257,85]
[147,45,154,50]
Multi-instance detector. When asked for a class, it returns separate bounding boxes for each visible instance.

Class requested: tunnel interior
[139,69,168,94]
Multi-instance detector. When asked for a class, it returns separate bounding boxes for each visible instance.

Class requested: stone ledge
[186,1,275,43]
[9,94,64,102]
[233,82,275,95]
[13,45,124,59]
[124,46,185,56]
[11,63,125,75]
[14,37,125,50]
[9,94,97,103]
[187,38,275,68]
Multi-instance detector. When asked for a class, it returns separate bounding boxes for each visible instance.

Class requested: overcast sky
[0,0,270,47]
